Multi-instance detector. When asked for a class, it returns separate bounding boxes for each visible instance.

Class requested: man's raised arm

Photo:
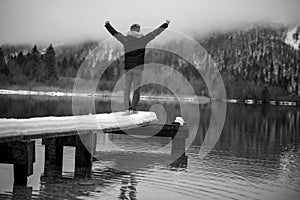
[143,20,170,43]
[104,21,125,43]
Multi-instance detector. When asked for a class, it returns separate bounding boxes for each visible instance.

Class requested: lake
[0,94,299,200]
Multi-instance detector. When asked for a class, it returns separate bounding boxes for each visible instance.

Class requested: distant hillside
[200,23,300,100]
[0,23,299,101]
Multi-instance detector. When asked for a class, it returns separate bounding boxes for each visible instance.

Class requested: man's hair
[130,23,141,31]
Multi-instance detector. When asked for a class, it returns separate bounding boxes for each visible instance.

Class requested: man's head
[130,23,141,32]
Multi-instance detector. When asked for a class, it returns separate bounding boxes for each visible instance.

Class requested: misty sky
[0,0,299,44]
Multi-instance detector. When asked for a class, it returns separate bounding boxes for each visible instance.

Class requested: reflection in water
[215,104,300,159]
[119,174,137,200]
[0,94,300,199]
[37,175,104,199]
[12,186,32,200]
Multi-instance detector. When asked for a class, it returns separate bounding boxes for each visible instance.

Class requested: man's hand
[166,20,170,25]
[105,21,110,25]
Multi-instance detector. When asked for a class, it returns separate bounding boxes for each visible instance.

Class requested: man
[104,20,170,114]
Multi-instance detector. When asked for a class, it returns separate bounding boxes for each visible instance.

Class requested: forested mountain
[0,23,299,100]
[201,24,300,99]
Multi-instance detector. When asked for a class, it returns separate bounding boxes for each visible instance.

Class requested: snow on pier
[0,111,157,141]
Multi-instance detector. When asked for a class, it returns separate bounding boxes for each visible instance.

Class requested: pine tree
[29,45,41,79]
[61,57,68,76]
[31,45,39,61]
[45,44,58,80]
[66,56,77,77]
[7,56,26,84]
[16,51,24,66]
[0,48,7,75]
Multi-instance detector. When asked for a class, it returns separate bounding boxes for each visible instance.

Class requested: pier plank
[0,111,157,142]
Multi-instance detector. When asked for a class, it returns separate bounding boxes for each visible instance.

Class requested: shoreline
[0,88,211,104]
[1,88,300,107]
[1,76,300,103]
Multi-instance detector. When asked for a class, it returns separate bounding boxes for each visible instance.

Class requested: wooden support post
[12,186,32,200]
[171,126,188,167]
[42,132,96,179]
[13,164,28,186]
[0,140,35,186]
[43,137,63,177]
[12,140,35,186]
[74,133,95,178]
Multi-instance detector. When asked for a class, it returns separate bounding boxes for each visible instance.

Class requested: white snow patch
[0,111,157,139]
[285,27,300,50]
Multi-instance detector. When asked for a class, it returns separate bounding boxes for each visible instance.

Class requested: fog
[0,0,299,44]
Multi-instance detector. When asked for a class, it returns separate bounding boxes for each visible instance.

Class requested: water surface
[0,94,299,200]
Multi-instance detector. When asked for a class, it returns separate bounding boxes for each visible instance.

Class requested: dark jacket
[105,22,168,70]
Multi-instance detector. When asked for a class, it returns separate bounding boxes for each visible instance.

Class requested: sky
[0,0,299,44]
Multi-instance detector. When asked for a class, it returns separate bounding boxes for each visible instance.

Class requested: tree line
[0,45,58,85]
[200,24,300,99]
[0,24,299,100]
[0,41,97,87]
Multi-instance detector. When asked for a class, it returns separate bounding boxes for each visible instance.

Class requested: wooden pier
[0,111,189,187]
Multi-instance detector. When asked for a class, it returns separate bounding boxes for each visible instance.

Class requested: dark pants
[124,70,142,110]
